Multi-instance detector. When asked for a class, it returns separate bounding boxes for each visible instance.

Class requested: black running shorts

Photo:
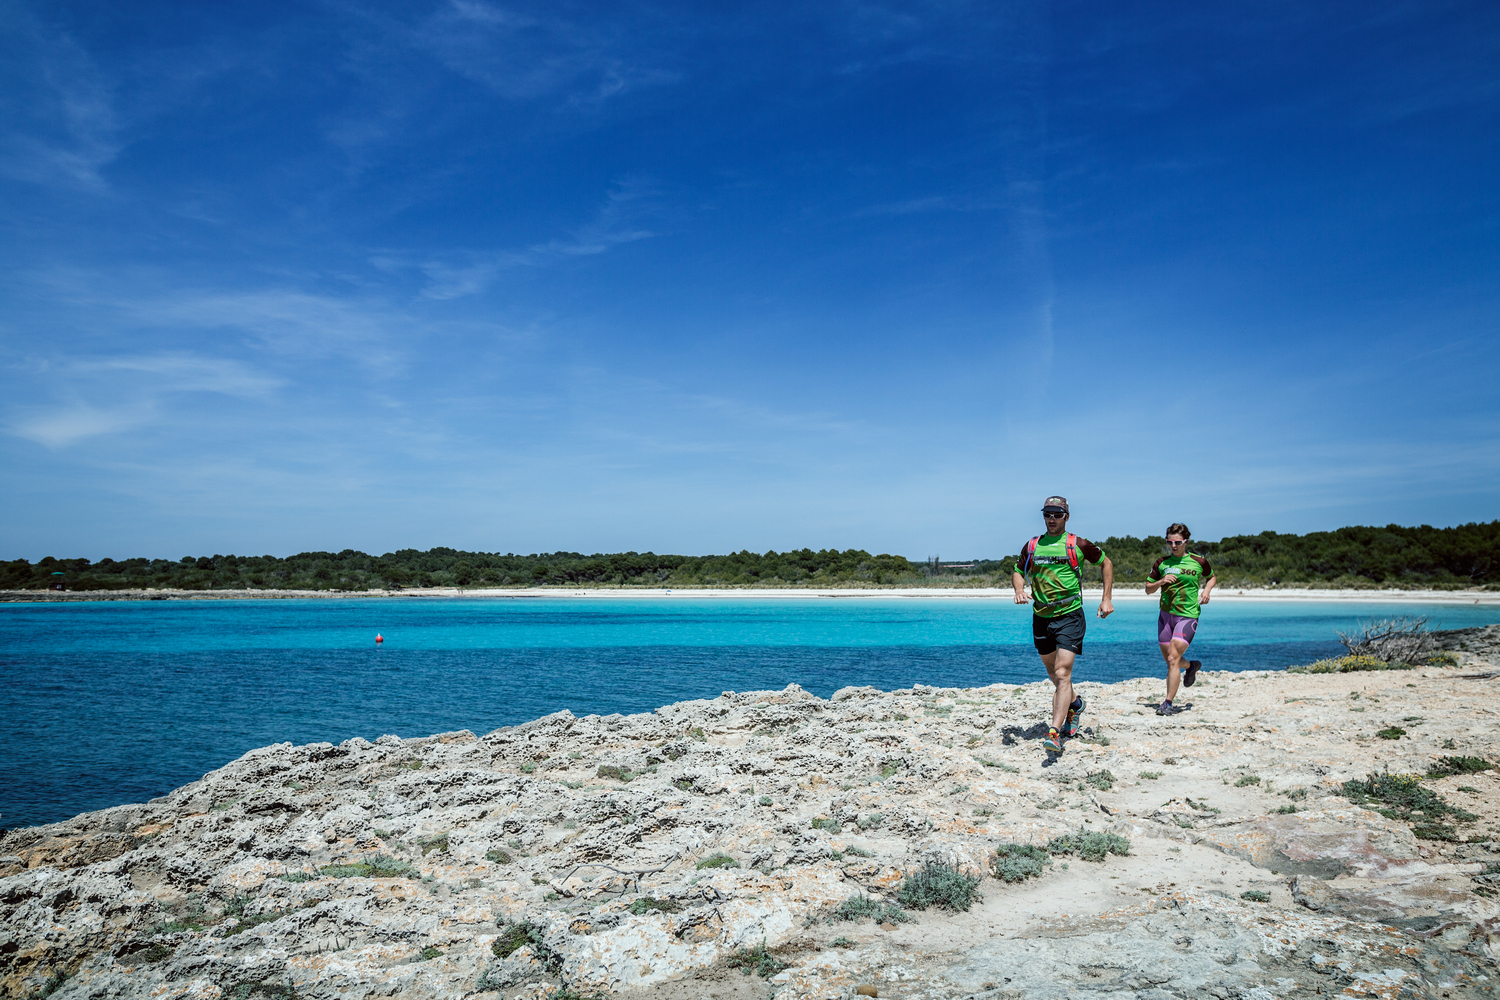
[1033,608,1086,655]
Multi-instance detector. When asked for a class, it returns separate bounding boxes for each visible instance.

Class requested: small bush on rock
[696,853,739,870]
[491,920,560,973]
[895,861,983,912]
[318,855,418,879]
[1427,756,1492,777]
[1342,770,1478,841]
[1289,654,1409,674]
[990,843,1051,883]
[1045,831,1130,863]
[726,940,788,978]
[829,894,913,925]
[1085,770,1115,791]
[628,897,683,915]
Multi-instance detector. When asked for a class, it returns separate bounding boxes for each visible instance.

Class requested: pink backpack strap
[1066,532,1080,571]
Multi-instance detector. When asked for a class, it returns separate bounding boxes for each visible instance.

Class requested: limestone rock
[2,662,1497,1000]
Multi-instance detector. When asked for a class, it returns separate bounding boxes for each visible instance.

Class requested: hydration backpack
[1019,533,1081,576]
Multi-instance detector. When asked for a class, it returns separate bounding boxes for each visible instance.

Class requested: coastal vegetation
[3,520,1496,591]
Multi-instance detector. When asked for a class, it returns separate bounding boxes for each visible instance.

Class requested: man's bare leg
[1158,638,1190,703]
[1043,649,1076,731]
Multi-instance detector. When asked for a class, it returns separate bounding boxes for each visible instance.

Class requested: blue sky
[2,0,1498,561]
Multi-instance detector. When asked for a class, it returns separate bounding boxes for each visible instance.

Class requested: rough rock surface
[3,653,1498,1000]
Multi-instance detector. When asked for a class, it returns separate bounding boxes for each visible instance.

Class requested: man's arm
[1097,555,1114,618]
[1200,575,1217,604]
[1012,571,1030,605]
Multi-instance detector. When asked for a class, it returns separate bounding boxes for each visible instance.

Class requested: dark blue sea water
[3,595,1497,829]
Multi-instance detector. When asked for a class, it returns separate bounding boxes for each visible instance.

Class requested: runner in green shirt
[1012,496,1114,753]
[1144,523,1217,716]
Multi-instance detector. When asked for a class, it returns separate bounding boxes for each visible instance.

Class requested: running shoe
[1155,700,1176,716]
[1042,727,1064,753]
[1184,660,1201,687]
[1062,696,1087,737]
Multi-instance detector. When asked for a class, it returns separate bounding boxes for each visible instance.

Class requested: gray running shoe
[1184,660,1201,687]
[1155,700,1176,716]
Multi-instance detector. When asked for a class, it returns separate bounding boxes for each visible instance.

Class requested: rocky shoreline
[3,641,1498,999]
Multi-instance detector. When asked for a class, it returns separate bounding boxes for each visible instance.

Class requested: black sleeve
[1078,538,1104,564]
[1147,556,1165,581]
[1194,554,1213,578]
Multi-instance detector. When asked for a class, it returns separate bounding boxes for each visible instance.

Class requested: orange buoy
[375,633,384,643]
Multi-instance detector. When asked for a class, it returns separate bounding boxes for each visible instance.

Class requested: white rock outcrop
[2,658,1498,1000]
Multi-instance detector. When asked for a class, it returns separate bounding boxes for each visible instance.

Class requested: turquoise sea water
[3,595,1497,829]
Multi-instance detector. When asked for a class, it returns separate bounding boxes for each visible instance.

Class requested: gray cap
[1041,496,1069,514]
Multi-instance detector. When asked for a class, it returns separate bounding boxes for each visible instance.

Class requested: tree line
[2,521,1495,592]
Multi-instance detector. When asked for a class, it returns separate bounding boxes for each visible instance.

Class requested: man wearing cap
[1012,496,1114,753]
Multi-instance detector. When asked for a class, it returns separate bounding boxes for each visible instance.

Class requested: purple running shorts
[1157,611,1198,645]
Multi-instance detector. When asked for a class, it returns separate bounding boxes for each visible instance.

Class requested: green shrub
[695,853,740,870]
[1342,770,1478,841]
[842,845,873,858]
[1138,771,1162,780]
[829,894,913,924]
[726,940,787,978]
[830,936,855,948]
[1085,770,1115,791]
[1427,756,1492,777]
[318,855,418,879]
[485,849,512,864]
[1240,890,1270,903]
[990,843,1051,883]
[137,943,175,963]
[1235,775,1261,787]
[418,834,449,856]
[758,795,773,806]
[628,896,684,915]
[1289,654,1411,674]
[1045,831,1130,863]
[1274,805,1298,814]
[1424,651,1459,667]
[857,813,885,830]
[490,920,560,973]
[418,946,443,961]
[895,861,983,912]
[596,765,634,782]
[811,817,839,831]
[1377,727,1407,740]
[278,871,313,883]
[978,757,1020,772]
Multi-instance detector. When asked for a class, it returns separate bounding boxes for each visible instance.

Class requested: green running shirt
[1019,533,1105,619]
[1147,553,1214,618]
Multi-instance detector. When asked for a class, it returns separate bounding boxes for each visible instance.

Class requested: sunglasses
[1165,538,1187,546]
[1042,511,1067,518]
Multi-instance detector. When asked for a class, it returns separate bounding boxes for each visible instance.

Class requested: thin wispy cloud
[0,12,119,191]
[412,0,677,104]
[404,180,658,298]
